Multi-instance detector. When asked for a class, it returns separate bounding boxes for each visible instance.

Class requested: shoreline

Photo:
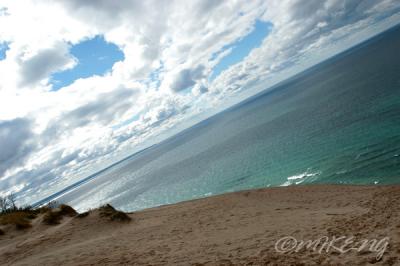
[1,184,400,265]
[123,183,397,214]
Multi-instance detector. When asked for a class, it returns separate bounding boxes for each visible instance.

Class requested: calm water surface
[57,26,400,212]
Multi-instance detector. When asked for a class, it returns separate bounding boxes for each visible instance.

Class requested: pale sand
[1,185,399,265]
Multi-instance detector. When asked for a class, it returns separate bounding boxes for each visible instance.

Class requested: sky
[0,0,400,205]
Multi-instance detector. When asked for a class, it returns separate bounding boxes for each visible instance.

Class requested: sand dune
[1,185,399,265]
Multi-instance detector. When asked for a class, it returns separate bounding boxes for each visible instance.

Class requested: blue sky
[210,20,272,80]
[50,36,124,90]
[0,42,8,60]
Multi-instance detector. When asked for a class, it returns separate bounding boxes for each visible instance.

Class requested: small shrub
[99,204,131,222]
[25,212,38,220]
[35,201,58,214]
[15,220,32,230]
[42,211,63,225]
[110,211,131,222]
[38,206,51,214]
[76,211,90,218]
[0,228,4,235]
[59,204,77,217]
[0,194,17,213]
[42,204,77,225]
[0,212,32,230]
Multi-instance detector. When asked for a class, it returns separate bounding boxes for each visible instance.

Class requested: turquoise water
[57,25,400,212]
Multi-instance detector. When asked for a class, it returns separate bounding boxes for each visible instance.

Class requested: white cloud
[0,0,399,204]
[0,118,36,177]
[18,43,76,87]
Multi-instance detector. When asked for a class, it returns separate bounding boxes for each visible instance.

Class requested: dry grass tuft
[42,211,63,225]
[99,204,131,222]
[0,211,35,230]
[15,220,32,230]
[42,204,77,225]
[38,206,51,214]
[25,212,38,219]
[76,211,90,218]
[59,204,77,217]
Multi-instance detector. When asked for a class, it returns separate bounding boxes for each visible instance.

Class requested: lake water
[57,25,400,212]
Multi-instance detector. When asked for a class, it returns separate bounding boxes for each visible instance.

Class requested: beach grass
[99,204,131,222]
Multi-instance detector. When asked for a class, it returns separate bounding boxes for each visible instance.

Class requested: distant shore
[1,184,399,265]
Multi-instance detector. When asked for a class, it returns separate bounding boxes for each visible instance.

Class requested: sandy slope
[0,185,399,265]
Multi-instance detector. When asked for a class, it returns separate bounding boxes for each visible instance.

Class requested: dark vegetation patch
[42,204,78,225]
[0,211,34,230]
[75,211,90,218]
[42,211,63,225]
[1,194,129,233]
[99,204,131,222]
[59,204,78,216]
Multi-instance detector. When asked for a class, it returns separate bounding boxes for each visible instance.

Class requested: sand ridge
[0,185,399,265]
